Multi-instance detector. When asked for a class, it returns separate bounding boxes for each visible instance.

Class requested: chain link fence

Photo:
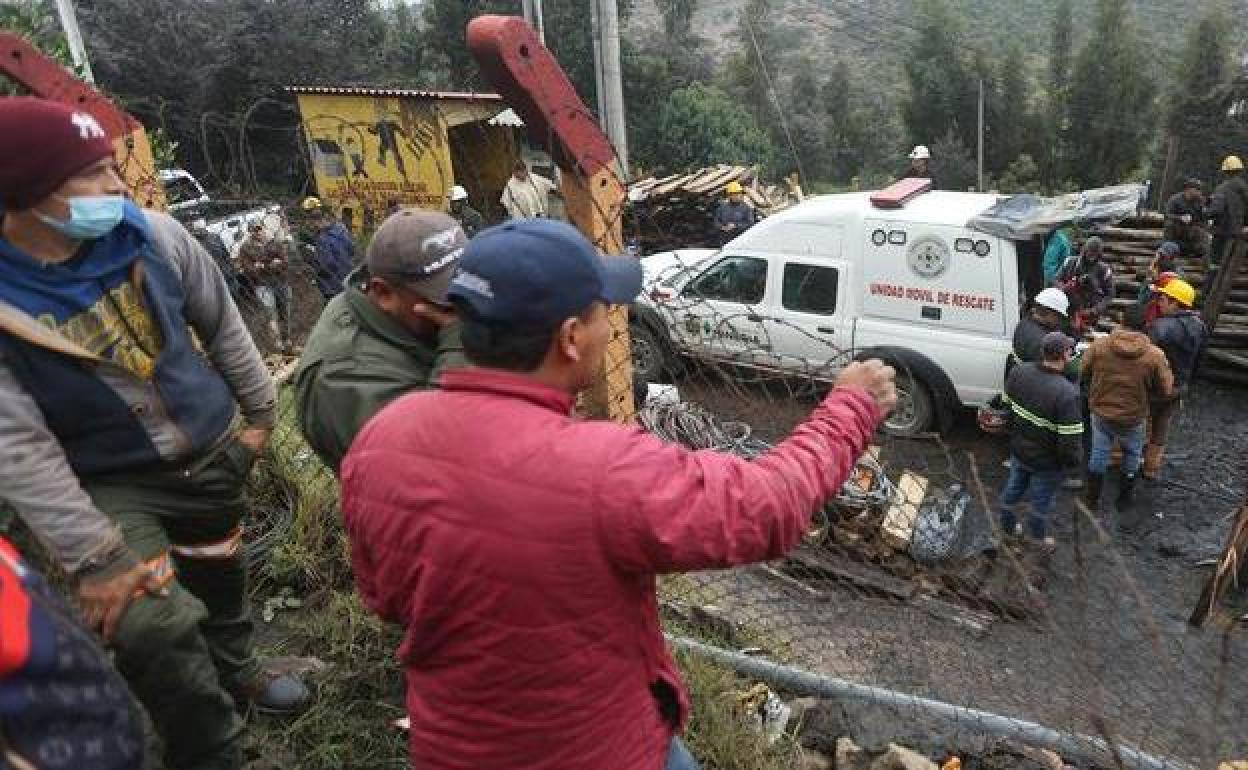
[70,90,1248,768]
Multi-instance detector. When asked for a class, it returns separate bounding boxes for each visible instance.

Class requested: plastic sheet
[967,183,1149,241]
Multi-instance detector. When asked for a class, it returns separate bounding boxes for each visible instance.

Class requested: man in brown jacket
[1081,305,1174,510]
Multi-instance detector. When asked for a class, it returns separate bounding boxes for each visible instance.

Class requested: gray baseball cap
[366,209,466,303]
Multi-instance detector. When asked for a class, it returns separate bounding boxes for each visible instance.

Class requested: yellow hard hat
[1158,278,1196,307]
[1221,155,1244,172]
[301,196,323,211]
[725,181,744,195]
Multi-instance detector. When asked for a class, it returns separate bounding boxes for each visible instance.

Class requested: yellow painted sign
[295,93,455,231]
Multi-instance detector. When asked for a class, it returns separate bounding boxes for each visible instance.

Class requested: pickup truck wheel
[629,323,669,384]
[883,374,933,437]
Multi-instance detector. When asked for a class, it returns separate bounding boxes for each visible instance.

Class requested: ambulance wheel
[630,322,669,384]
[883,375,933,437]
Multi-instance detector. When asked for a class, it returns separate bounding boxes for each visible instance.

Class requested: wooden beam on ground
[1190,503,1248,627]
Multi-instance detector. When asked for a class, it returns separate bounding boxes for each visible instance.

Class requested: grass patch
[677,648,803,770]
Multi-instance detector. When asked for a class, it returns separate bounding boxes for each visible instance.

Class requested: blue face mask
[34,195,126,240]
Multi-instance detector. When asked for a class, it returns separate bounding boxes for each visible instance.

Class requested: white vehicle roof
[730,190,1003,252]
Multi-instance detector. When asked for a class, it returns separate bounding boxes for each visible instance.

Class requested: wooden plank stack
[1090,212,1248,384]
[625,165,786,253]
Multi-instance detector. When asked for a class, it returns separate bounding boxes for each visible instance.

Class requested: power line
[741,13,806,183]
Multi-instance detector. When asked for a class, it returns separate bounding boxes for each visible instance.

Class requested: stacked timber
[626,165,788,253]
[1089,212,1248,383]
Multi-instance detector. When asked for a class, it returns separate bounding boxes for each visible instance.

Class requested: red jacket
[341,368,881,770]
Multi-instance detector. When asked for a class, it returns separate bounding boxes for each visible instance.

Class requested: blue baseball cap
[448,218,642,327]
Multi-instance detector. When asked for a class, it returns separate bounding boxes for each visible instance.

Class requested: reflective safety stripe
[1010,402,1084,435]
[171,526,243,560]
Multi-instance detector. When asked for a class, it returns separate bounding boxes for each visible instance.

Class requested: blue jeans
[666,738,701,770]
[999,457,1062,539]
[1088,415,1146,475]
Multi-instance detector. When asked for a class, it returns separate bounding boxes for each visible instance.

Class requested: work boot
[1084,472,1105,510]
[1116,473,1138,509]
[1142,444,1164,481]
[233,671,312,715]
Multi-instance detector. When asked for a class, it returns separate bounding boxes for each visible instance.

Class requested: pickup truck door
[673,253,772,365]
[761,257,853,375]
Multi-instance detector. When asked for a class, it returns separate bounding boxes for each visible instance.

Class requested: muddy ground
[671,375,1248,768]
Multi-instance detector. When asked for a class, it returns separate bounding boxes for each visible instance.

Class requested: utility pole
[53,0,95,83]
[532,0,546,44]
[596,0,629,175]
[977,78,984,192]
[590,0,607,123]
[520,0,545,44]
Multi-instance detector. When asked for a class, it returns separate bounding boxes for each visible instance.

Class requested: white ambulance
[629,188,1028,436]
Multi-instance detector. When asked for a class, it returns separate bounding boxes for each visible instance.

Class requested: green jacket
[293,274,466,472]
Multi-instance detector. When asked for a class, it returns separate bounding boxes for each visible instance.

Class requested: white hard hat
[1034,287,1070,317]
[909,145,931,160]
[449,185,469,201]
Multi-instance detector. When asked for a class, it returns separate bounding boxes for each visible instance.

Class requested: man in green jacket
[294,210,467,472]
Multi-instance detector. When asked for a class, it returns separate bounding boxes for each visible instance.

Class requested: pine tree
[656,0,698,45]
[994,45,1030,177]
[822,60,864,184]
[1066,0,1155,188]
[786,61,826,183]
[726,0,786,129]
[902,0,977,156]
[1043,0,1074,187]
[1159,5,1234,194]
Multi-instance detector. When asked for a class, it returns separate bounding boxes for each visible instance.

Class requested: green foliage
[1155,4,1244,196]
[1040,0,1075,189]
[902,0,977,155]
[656,0,698,44]
[930,130,977,191]
[675,649,802,770]
[653,83,772,172]
[1066,0,1156,188]
[0,0,74,95]
[992,45,1031,174]
[147,127,180,171]
[420,0,518,89]
[993,153,1042,193]
[819,61,865,184]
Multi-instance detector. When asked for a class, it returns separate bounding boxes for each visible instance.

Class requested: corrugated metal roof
[286,86,503,101]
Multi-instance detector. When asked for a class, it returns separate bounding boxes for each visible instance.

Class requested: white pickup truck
[629,189,1028,437]
[160,169,288,255]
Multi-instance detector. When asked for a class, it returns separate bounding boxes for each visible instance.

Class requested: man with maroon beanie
[342,219,897,769]
[0,97,308,770]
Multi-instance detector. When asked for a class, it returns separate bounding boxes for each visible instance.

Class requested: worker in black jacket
[1054,235,1115,330]
[1206,155,1248,294]
[999,332,1084,550]
[1163,178,1207,258]
[712,181,758,245]
[1009,288,1082,381]
[1144,277,1206,480]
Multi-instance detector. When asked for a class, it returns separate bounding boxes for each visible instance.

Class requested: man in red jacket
[341,219,896,770]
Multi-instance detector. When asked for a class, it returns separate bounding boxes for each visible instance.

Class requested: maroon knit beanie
[0,97,115,211]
